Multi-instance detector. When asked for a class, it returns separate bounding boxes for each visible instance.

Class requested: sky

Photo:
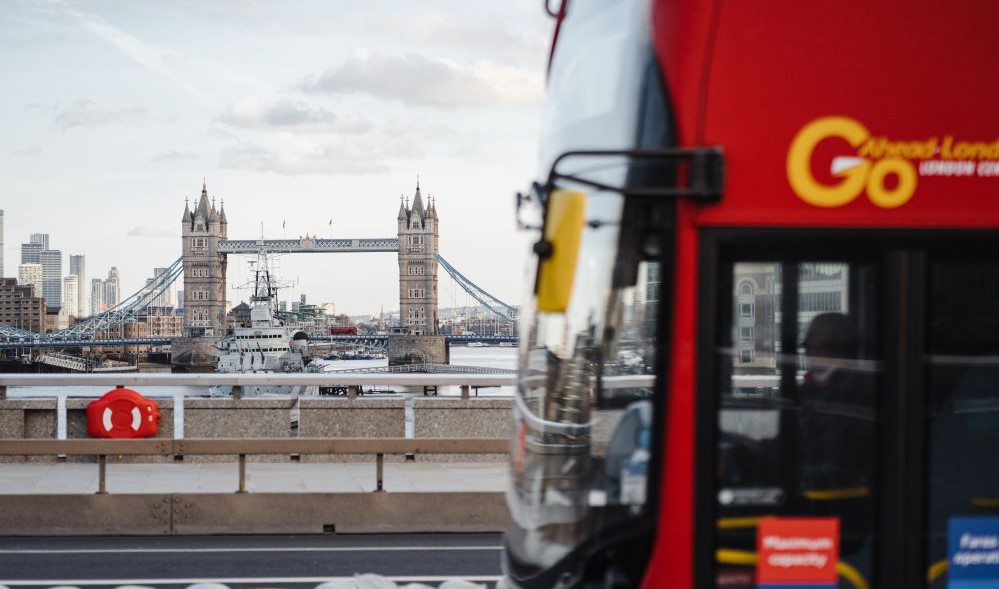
[0,0,551,317]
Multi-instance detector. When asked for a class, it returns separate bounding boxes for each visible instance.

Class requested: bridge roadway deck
[0,460,507,495]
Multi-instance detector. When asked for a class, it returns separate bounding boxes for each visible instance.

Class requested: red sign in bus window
[757,517,839,588]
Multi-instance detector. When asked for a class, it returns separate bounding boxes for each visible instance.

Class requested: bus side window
[926,261,999,585]
[714,261,879,589]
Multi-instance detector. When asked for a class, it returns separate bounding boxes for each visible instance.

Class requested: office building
[18,263,43,297]
[91,278,107,315]
[69,254,86,317]
[39,249,62,312]
[20,242,41,264]
[63,275,79,319]
[105,267,120,309]
[144,267,173,309]
[29,233,49,250]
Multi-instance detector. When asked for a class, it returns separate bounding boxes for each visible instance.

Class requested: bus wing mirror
[535,189,586,313]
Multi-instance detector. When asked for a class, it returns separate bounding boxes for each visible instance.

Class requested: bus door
[695,233,999,589]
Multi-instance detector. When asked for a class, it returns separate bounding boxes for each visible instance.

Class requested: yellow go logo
[787,116,917,209]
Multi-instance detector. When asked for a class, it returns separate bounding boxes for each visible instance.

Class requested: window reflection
[715,261,878,589]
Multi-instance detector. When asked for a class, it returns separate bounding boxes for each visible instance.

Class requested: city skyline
[1,1,549,316]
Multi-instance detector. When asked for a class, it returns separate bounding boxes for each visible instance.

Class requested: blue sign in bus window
[949,517,999,589]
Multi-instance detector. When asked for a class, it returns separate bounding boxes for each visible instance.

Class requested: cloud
[219,98,372,134]
[383,120,457,141]
[128,226,175,238]
[11,146,42,157]
[298,50,543,108]
[49,0,202,99]
[219,142,400,176]
[377,11,549,68]
[207,126,241,142]
[150,150,199,163]
[54,100,145,132]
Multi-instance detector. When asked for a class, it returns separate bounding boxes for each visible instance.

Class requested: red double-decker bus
[503,1,998,588]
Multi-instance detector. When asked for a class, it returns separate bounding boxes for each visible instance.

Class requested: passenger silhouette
[797,312,876,557]
[798,312,875,488]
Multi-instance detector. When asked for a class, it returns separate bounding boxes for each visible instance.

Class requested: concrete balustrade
[0,396,517,463]
[299,397,407,462]
[413,398,513,462]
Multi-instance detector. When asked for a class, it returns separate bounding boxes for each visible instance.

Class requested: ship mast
[247,245,281,327]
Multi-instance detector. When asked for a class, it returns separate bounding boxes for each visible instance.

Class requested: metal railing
[0,372,522,443]
[0,437,508,494]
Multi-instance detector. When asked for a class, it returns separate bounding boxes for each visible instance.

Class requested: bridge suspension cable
[435,254,517,323]
[0,324,33,339]
[53,257,184,340]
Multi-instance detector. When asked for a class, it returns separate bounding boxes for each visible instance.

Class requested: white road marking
[0,545,501,555]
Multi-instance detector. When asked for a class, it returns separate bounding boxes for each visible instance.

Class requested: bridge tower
[173,181,228,371]
[397,181,439,335]
[389,180,447,365]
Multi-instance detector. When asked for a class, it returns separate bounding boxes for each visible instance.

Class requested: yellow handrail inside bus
[716,549,870,589]
[837,560,870,589]
[717,516,764,530]
[928,559,948,584]
[716,548,756,566]
[802,486,871,501]
[971,497,999,509]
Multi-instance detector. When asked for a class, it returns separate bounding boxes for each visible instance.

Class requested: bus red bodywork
[648,1,998,586]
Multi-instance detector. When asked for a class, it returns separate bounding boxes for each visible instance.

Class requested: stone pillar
[397,181,439,336]
[173,181,227,372]
[387,334,447,366]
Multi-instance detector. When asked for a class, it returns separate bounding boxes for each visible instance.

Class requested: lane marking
[0,545,501,555]
[0,575,504,586]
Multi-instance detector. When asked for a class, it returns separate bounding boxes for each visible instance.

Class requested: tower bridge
[0,182,517,365]
[175,180,467,370]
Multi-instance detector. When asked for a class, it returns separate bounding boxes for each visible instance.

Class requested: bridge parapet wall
[414,398,512,462]
[0,400,52,463]
[299,398,406,463]
[184,399,291,462]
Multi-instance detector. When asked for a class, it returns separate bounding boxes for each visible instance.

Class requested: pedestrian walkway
[0,461,508,495]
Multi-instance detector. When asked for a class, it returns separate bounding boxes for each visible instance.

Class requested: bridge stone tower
[397,181,439,335]
[172,181,228,371]
[389,181,447,365]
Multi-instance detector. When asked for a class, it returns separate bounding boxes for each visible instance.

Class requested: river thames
[7,345,517,399]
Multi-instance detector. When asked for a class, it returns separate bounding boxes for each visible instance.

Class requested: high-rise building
[63,275,79,319]
[39,249,62,312]
[69,254,86,317]
[144,267,173,309]
[29,233,49,250]
[105,267,120,309]
[20,242,41,264]
[91,278,107,315]
[19,234,62,312]
[18,263,43,297]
